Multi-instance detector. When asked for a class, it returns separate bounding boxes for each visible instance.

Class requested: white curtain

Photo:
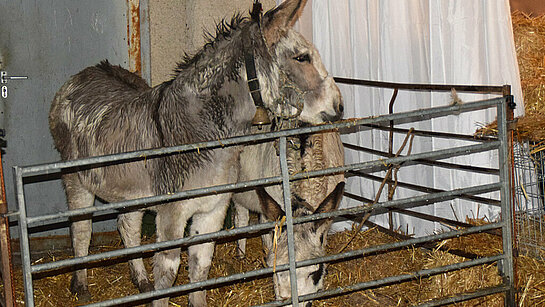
[280,0,524,236]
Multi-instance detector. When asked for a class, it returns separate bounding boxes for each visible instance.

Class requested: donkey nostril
[338,103,344,114]
[304,302,313,307]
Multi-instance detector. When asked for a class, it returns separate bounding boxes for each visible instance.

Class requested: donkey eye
[294,54,311,63]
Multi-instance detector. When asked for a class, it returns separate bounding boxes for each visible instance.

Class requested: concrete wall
[149,0,276,86]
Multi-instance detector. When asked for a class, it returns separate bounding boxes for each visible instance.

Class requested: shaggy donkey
[234,131,345,305]
[49,0,342,306]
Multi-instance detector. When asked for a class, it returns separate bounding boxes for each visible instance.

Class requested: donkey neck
[153,22,274,146]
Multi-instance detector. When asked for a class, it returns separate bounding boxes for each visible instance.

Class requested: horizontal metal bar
[294,222,503,271]
[349,170,500,206]
[284,224,507,307]
[1,211,19,219]
[334,77,506,93]
[416,285,511,307]
[364,219,483,259]
[32,182,501,274]
[83,264,281,307]
[362,124,497,142]
[293,141,500,186]
[18,98,502,177]
[26,141,500,225]
[391,208,501,236]
[258,254,505,306]
[305,183,501,224]
[84,222,504,307]
[26,176,283,225]
[344,143,500,176]
[32,218,278,274]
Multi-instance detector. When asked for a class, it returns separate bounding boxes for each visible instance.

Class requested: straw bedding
[1,218,540,306]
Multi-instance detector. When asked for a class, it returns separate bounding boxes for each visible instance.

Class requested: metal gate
[12,79,515,306]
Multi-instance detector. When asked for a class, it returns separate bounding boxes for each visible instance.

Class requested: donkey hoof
[139,280,155,293]
[70,279,92,302]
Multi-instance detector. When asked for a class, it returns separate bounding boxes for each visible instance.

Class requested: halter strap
[244,47,265,108]
[245,0,265,109]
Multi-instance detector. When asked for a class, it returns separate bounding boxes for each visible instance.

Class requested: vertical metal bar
[0,153,14,307]
[13,167,34,307]
[127,0,142,76]
[279,137,299,307]
[497,96,515,306]
[387,88,399,230]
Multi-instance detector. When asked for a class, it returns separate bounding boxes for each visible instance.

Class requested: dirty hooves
[70,279,92,303]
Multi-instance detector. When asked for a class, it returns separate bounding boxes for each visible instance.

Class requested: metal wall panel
[0,0,129,235]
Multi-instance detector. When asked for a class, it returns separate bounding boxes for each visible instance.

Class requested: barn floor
[4,217,544,307]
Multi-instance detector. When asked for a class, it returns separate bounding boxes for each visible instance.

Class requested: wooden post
[0,151,14,307]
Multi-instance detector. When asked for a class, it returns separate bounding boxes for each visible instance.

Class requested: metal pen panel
[13,167,34,307]
[497,96,516,305]
[278,137,300,306]
[11,95,515,305]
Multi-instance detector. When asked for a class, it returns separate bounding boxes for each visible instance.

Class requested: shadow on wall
[511,0,545,16]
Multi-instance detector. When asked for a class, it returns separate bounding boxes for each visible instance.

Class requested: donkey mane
[175,14,248,74]
[95,60,150,91]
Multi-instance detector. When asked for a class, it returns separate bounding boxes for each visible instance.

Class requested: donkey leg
[187,196,230,307]
[152,203,187,307]
[234,203,249,258]
[117,211,153,292]
[260,214,273,254]
[63,174,95,302]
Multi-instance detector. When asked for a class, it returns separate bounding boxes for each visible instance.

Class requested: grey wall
[0,1,129,236]
[149,0,276,85]
[0,0,279,239]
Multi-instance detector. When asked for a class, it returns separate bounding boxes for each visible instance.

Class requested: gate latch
[1,71,28,99]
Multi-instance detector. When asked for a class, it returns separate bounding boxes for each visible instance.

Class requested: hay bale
[478,12,545,141]
[512,12,545,115]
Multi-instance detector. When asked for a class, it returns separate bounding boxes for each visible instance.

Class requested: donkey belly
[82,160,154,203]
[234,142,283,213]
[179,147,241,214]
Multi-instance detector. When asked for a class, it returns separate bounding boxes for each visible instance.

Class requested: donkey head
[256,182,345,306]
[251,0,343,124]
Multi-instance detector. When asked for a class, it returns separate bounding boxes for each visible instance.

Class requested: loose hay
[7,218,536,306]
[477,12,545,141]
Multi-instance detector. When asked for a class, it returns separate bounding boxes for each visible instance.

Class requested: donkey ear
[256,187,285,221]
[262,0,308,45]
[314,182,345,215]
[312,182,345,238]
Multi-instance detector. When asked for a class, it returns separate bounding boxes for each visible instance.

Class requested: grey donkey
[234,131,345,306]
[48,0,343,306]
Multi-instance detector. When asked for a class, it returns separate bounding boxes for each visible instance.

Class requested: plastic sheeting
[281,0,524,236]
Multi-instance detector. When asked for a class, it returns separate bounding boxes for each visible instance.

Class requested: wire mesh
[513,141,545,259]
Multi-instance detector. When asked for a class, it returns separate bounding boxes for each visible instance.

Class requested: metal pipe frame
[361,123,498,143]
[32,182,501,276]
[348,170,500,206]
[334,77,506,94]
[88,222,504,307]
[344,192,502,236]
[27,140,500,227]
[13,95,515,306]
[343,143,500,176]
